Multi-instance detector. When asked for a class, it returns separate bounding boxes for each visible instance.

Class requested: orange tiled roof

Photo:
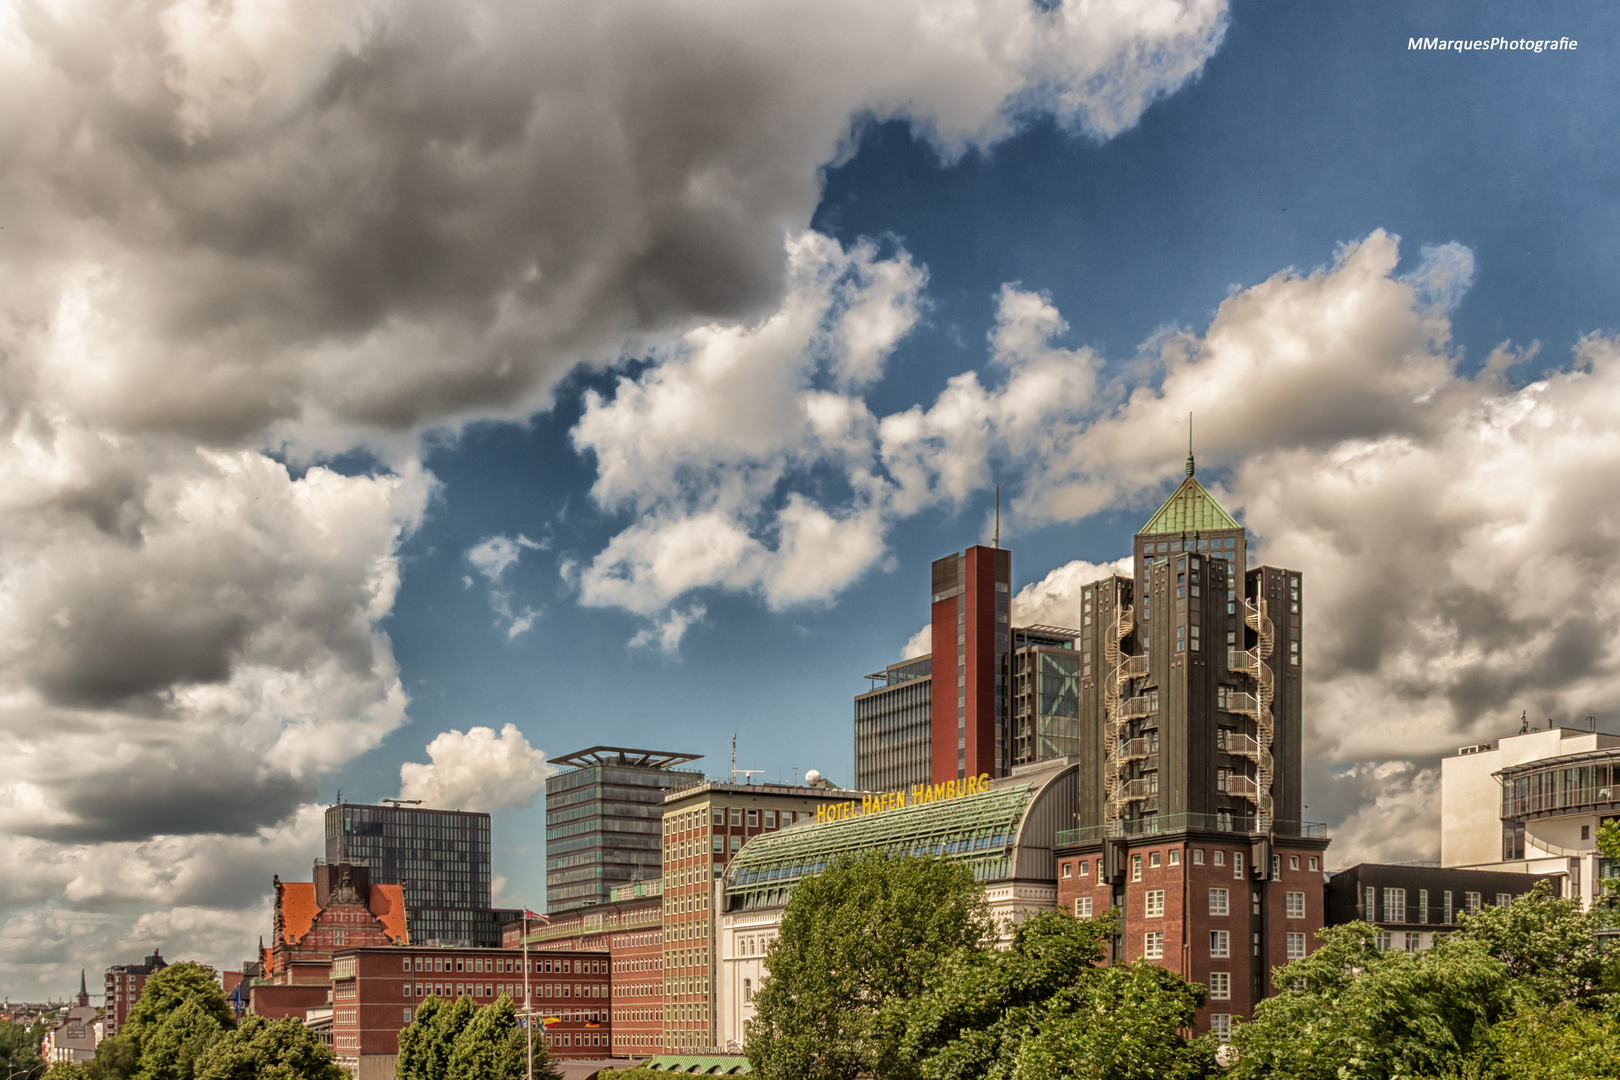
[369,884,408,943]
[278,882,319,944]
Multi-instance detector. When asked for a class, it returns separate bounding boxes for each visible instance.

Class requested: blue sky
[4,0,1620,998]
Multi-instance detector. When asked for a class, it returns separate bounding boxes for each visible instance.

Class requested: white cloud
[629,605,709,656]
[466,534,544,637]
[398,724,558,813]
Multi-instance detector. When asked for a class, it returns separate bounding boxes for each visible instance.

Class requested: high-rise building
[659,779,864,1053]
[325,802,505,946]
[853,656,932,792]
[104,950,166,1037]
[1054,453,1327,1032]
[930,545,1012,781]
[546,747,704,914]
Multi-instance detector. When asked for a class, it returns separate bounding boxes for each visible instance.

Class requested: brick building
[252,861,407,1020]
[330,946,609,1080]
[104,949,166,1036]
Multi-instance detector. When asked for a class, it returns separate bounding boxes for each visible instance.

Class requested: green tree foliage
[879,910,1209,1080]
[134,998,227,1080]
[1457,1004,1620,1080]
[0,1020,45,1080]
[745,853,992,1080]
[84,1036,138,1080]
[191,1016,344,1080]
[1597,817,1620,898]
[43,1063,88,1080]
[121,965,234,1053]
[1455,880,1608,1005]
[395,995,557,1080]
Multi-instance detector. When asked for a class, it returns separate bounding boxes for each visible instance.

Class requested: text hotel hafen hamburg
[819,774,993,823]
[1408,36,1577,52]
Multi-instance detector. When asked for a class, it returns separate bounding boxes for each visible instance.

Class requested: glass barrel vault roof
[724,783,1036,908]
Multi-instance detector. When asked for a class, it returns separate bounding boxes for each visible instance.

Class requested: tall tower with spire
[77,969,89,1008]
[1056,449,1324,1032]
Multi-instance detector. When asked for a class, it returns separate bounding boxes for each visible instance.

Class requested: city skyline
[4,0,1620,1001]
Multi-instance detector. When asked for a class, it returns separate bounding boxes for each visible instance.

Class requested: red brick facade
[332,946,610,1077]
[1055,834,1329,1032]
[610,920,663,1056]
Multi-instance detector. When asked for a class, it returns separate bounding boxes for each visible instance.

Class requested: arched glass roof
[723,782,1037,910]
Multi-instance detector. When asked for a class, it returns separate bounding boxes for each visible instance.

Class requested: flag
[542,1016,561,1027]
[584,1021,600,1028]
[524,908,549,924]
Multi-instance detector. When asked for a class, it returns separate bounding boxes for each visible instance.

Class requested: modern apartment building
[326,801,507,947]
[660,779,864,1052]
[1325,863,1565,952]
[103,949,167,1037]
[1440,723,1620,907]
[546,747,704,914]
[930,546,1012,782]
[853,656,933,793]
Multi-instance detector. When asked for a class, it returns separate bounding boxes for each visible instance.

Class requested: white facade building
[1440,725,1620,908]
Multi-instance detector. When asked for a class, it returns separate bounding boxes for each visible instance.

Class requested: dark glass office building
[325,802,510,946]
[546,747,703,913]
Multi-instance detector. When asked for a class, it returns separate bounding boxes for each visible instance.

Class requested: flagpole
[524,907,532,1080]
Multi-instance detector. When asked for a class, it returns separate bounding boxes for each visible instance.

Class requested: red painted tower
[929,545,1011,782]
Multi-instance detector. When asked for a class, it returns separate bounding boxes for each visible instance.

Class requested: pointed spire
[1185,413,1195,477]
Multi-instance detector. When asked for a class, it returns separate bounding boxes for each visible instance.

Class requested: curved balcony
[1498,748,1620,822]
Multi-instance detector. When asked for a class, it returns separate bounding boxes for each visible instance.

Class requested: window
[1062,862,1072,878]
[1209,888,1229,916]
[1443,891,1453,923]
[730,836,741,852]
[1287,932,1306,960]
[1193,850,1205,866]
[1365,886,1377,920]
[1418,889,1429,923]
[1169,850,1180,866]
[1272,854,1281,880]
[1209,930,1230,958]
[404,959,411,972]
[1131,854,1142,882]
[1384,888,1405,923]
[712,836,722,853]
[404,1008,412,1023]
[764,811,776,828]
[1074,897,1093,918]
[1216,768,1231,793]
[747,810,759,827]
[1149,851,1161,869]
[1496,893,1512,908]
[1309,857,1319,872]
[1405,932,1422,952]
[403,983,412,996]
[1144,931,1164,959]
[713,809,724,826]
[1465,892,1482,915]
[1218,686,1232,709]
[1233,852,1243,879]
[1213,850,1225,867]
[1286,891,1305,919]
[1079,860,1090,876]
[1146,890,1165,918]
[729,809,742,826]
[1376,932,1392,951]
[1290,855,1300,871]
[1210,1014,1232,1041]
[1208,972,1230,1000]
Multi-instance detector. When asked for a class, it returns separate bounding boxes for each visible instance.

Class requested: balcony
[1116,738,1157,764]
[1117,779,1158,801]
[1118,696,1156,720]
[1121,654,1150,678]
[1221,775,1263,801]
[1222,733,1262,758]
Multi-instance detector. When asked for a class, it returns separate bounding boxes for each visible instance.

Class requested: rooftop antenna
[1519,710,1528,734]
[730,732,737,783]
[993,486,1000,549]
[382,799,422,807]
[1186,413,1195,477]
[737,770,764,785]
[1590,715,1598,732]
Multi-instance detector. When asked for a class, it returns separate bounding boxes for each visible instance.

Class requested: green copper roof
[641,1055,752,1073]
[1140,476,1241,535]
[724,783,1036,908]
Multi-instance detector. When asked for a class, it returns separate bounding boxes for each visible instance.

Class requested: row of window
[1365,886,1506,923]
[403,981,599,1000]
[1136,888,1306,919]
[401,956,601,974]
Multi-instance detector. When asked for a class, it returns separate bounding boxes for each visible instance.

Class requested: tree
[1459,1004,1620,1080]
[121,965,233,1052]
[0,1020,45,1080]
[1597,817,1620,900]
[43,1064,87,1080]
[1227,922,1513,1080]
[134,998,226,1080]
[192,1016,345,1080]
[445,996,559,1080]
[395,996,443,1080]
[1456,879,1607,1006]
[84,1036,138,1080]
[878,910,1210,1080]
[745,853,992,1080]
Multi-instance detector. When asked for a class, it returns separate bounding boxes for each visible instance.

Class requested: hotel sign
[817,773,992,823]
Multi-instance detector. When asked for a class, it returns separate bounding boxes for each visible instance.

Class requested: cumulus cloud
[629,605,709,655]
[0,0,1231,998]
[398,724,557,812]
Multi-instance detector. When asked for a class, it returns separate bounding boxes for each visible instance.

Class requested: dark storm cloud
[27,766,312,845]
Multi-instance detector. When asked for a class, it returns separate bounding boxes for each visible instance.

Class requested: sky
[2,0,1618,1000]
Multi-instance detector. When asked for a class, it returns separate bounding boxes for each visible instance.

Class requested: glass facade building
[324,803,503,946]
[546,747,704,913]
[853,656,932,793]
[1008,627,1082,766]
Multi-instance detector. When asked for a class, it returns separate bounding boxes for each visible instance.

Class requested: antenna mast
[993,486,1000,548]
[730,732,737,783]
